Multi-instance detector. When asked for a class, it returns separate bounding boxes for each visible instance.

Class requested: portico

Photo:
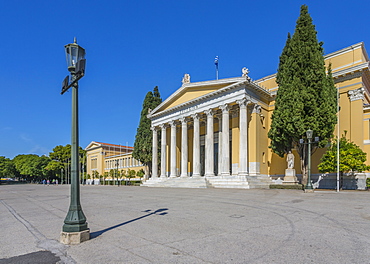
[146,70,272,188]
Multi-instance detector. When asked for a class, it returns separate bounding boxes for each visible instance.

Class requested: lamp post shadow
[90,208,168,239]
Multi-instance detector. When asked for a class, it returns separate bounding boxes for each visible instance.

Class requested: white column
[217,114,222,176]
[238,98,249,176]
[192,114,201,177]
[220,104,230,176]
[170,121,177,178]
[205,109,214,177]
[160,124,167,178]
[180,117,188,177]
[151,126,158,179]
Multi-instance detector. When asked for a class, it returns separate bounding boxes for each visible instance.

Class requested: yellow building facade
[85,141,145,184]
[144,42,370,189]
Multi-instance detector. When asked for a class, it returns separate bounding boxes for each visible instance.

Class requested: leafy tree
[132,86,162,177]
[103,172,109,185]
[48,144,86,180]
[128,169,136,177]
[318,135,370,179]
[0,156,16,178]
[44,160,64,174]
[13,154,51,181]
[115,169,121,186]
[136,169,145,177]
[268,5,337,185]
[92,170,99,179]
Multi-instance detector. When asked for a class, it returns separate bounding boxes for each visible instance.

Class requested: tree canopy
[0,144,86,182]
[268,5,337,184]
[0,156,16,178]
[13,154,51,180]
[318,135,370,174]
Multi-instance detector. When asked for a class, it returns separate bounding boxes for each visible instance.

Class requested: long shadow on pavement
[90,208,168,239]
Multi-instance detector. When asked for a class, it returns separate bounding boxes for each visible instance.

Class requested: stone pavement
[1,184,370,264]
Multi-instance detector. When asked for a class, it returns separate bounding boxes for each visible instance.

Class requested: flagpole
[337,86,340,192]
[215,56,219,80]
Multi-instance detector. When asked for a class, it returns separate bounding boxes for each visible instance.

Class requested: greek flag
[214,56,219,66]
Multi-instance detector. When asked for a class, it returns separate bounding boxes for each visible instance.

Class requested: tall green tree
[132,86,162,177]
[268,5,337,185]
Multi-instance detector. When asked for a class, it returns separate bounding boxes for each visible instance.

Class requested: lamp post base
[60,229,90,245]
[304,188,314,193]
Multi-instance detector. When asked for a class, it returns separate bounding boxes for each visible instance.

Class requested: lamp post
[116,159,120,186]
[305,129,314,192]
[60,38,89,244]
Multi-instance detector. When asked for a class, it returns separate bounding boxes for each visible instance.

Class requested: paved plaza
[1,184,370,263]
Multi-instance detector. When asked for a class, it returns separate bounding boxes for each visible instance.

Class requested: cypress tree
[268,5,337,185]
[132,87,162,177]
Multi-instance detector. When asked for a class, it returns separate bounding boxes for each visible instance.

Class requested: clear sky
[1,0,369,159]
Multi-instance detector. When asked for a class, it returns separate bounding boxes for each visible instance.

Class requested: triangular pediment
[152,78,245,115]
[85,141,102,150]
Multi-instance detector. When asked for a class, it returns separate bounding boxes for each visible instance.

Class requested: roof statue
[182,73,190,84]
[242,67,251,82]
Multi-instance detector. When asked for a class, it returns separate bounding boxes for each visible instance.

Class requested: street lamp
[305,129,314,192]
[299,129,318,192]
[60,38,89,244]
[116,159,119,186]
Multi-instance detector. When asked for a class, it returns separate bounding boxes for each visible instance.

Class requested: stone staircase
[205,176,250,189]
[141,177,208,188]
[142,175,271,189]
[246,175,271,189]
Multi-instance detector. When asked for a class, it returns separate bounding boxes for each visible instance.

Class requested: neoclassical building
[85,141,145,183]
[143,42,370,189]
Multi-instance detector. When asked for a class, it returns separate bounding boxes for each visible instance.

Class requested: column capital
[159,123,168,130]
[191,113,200,120]
[169,120,177,128]
[180,117,188,124]
[219,104,229,112]
[237,98,251,108]
[252,104,262,114]
[205,109,214,117]
[348,87,364,101]
[150,126,158,131]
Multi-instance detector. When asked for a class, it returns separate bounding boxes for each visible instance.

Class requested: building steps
[142,175,272,189]
[141,177,208,188]
[205,175,250,189]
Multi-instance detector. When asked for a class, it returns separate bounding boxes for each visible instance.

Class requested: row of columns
[151,99,252,178]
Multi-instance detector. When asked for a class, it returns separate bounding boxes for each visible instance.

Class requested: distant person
[55,179,58,185]
[42,179,46,185]
[47,179,50,186]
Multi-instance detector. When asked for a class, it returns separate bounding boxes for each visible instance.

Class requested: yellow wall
[325,46,364,71]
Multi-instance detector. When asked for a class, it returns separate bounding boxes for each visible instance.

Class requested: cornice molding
[332,62,369,83]
[333,62,369,77]
[324,42,365,60]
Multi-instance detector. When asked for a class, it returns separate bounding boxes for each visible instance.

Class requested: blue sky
[1,0,369,159]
